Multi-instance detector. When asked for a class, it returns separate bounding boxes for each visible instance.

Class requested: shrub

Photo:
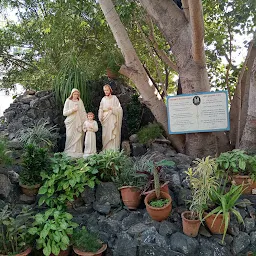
[19,144,50,186]
[72,227,102,252]
[137,123,163,144]
[38,153,99,208]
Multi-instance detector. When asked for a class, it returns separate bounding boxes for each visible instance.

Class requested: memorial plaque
[167,91,230,134]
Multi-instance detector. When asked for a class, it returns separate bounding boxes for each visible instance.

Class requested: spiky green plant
[54,53,91,110]
[204,184,245,243]
[16,119,58,149]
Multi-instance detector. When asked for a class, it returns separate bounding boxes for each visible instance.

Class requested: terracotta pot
[144,191,172,221]
[19,183,41,196]
[73,243,107,256]
[232,175,253,194]
[50,247,70,256]
[181,211,201,237]
[204,212,229,234]
[142,181,169,196]
[0,247,32,256]
[119,186,141,210]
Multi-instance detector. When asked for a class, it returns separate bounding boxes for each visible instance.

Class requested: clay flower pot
[50,247,70,256]
[142,181,169,196]
[19,183,41,196]
[204,213,229,234]
[119,186,141,210]
[181,211,201,237]
[144,191,172,221]
[0,247,32,256]
[232,175,253,194]
[73,243,107,256]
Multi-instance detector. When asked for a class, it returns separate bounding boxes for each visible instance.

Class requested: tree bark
[229,42,256,147]
[98,0,185,153]
[139,0,215,157]
[239,57,256,151]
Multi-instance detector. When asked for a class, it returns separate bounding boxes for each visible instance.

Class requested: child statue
[83,112,98,158]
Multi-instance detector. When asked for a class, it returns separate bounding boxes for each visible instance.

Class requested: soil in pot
[119,186,141,210]
[144,191,172,221]
[181,211,201,237]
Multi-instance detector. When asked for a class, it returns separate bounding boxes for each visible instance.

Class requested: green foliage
[86,150,130,182]
[0,205,34,255]
[126,94,143,135]
[38,153,99,208]
[54,53,91,109]
[185,157,219,221]
[216,149,256,180]
[149,198,169,208]
[113,158,147,188]
[0,137,12,166]
[137,123,163,144]
[19,144,50,186]
[16,119,59,149]
[204,184,244,243]
[71,227,102,253]
[133,154,174,195]
[28,207,78,256]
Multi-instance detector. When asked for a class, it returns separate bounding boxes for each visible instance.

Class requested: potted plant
[203,184,244,243]
[144,159,174,221]
[134,154,170,195]
[86,150,129,182]
[0,205,34,256]
[71,227,107,256]
[29,207,78,256]
[38,153,99,209]
[216,149,256,194]
[19,144,50,196]
[182,156,219,237]
[114,158,147,210]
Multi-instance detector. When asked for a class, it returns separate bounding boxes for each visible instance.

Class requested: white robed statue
[98,84,123,151]
[83,112,98,158]
[63,88,86,158]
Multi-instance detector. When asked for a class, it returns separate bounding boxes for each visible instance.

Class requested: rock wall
[0,142,255,256]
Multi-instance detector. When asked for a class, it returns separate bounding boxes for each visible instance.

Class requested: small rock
[129,134,138,143]
[244,218,255,233]
[199,225,212,237]
[232,232,250,255]
[19,194,36,204]
[93,202,111,215]
[121,140,131,156]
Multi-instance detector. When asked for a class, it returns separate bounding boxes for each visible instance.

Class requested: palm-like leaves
[204,184,244,242]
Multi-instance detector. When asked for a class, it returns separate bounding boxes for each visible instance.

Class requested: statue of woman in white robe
[98,84,123,151]
[83,112,98,158]
[63,88,87,158]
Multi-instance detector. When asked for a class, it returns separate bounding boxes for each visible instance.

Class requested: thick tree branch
[181,0,190,21]
[188,0,206,65]
[146,17,178,72]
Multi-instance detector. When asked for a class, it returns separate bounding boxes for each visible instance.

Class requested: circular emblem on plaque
[193,96,201,106]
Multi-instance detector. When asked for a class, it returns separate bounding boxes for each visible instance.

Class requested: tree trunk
[239,57,256,151]
[139,0,216,157]
[98,0,185,153]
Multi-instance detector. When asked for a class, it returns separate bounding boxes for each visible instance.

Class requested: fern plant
[137,123,163,144]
